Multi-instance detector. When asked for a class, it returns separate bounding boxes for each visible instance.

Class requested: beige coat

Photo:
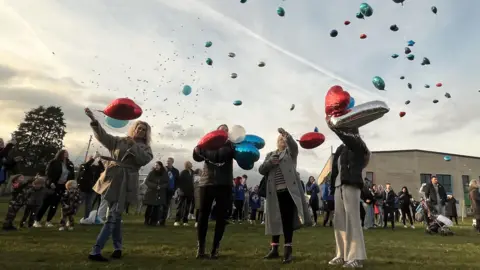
[91,121,153,210]
[259,133,312,235]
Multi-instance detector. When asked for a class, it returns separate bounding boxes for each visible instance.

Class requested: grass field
[0,202,479,270]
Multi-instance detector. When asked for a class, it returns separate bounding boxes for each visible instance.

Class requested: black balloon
[393,0,405,4]
[404,47,411,54]
[422,57,431,65]
[445,93,451,98]
[330,29,338,37]
[431,6,437,14]
[407,83,412,89]
[400,76,405,80]
[433,99,439,104]
[390,24,399,31]
[405,100,410,105]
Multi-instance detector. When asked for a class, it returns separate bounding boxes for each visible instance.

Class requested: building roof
[371,149,480,160]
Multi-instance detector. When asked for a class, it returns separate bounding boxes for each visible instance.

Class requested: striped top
[274,167,287,190]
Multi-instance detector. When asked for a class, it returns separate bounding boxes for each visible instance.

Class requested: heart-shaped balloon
[299,132,325,149]
[197,130,228,150]
[325,85,351,116]
[102,98,142,120]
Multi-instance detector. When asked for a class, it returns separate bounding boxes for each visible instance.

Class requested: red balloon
[360,34,367,39]
[399,111,406,117]
[344,20,351,25]
[436,82,443,87]
[103,98,142,120]
[299,132,325,149]
[197,130,228,150]
[325,85,351,116]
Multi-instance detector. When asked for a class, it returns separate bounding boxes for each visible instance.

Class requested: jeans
[158,189,174,225]
[90,202,122,255]
[175,196,194,223]
[363,203,375,229]
[82,191,96,219]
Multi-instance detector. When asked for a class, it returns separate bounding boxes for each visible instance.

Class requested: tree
[12,106,67,175]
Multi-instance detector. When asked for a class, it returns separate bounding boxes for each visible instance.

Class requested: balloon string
[196,152,225,167]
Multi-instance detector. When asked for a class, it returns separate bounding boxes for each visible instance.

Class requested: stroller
[415,199,454,236]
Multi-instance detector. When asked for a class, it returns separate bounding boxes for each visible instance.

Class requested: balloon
[344,21,350,25]
[347,96,355,109]
[390,24,399,31]
[406,54,415,61]
[102,98,142,120]
[105,117,129,128]
[229,125,246,144]
[372,76,386,90]
[433,99,439,104]
[206,58,213,65]
[330,30,338,37]
[424,84,430,88]
[234,142,260,163]
[237,160,255,170]
[359,3,373,17]
[404,47,411,54]
[205,41,212,48]
[400,76,405,80]
[290,104,295,111]
[240,0,247,3]
[431,6,437,14]
[277,7,285,17]
[421,57,431,65]
[391,54,399,59]
[436,83,443,87]
[258,61,266,67]
[182,85,192,96]
[197,130,228,150]
[325,85,351,116]
[445,93,451,98]
[360,34,367,39]
[444,155,451,162]
[399,111,406,118]
[356,12,364,19]
[327,101,390,129]
[314,127,319,132]
[407,40,415,46]
[299,132,325,149]
[407,83,412,89]
[231,73,238,79]
[242,134,265,150]
[393,0,405,4]
[233,100,242,106]
[228,52,236,58]
[405,100,410,105]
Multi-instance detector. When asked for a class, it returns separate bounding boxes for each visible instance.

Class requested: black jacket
[361,187,375,205]
[330,128,369,194]
[177,169,195,197]
[193,142,234,187]
[45,159,75,188]
[424,183,447,206]
[397,190,412,208]
[77,159,104,193]
[166,166,180,190]
[383,189,396,207]
[445,197,457,217]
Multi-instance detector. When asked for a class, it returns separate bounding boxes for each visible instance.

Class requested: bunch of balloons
[233,130,264,170]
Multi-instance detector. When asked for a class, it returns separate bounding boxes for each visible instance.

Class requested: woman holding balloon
[260,128,311,264]
[193,124,235,259]
[84,108,153,262]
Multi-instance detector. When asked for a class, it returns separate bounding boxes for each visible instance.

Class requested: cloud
[0,65,17,82]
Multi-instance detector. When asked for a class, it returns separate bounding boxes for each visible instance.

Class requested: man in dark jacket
[193,124,234,259]
[175,161,195,226]
[382,183,396,229]
[424,176,447,215]
[77,155,104,219]
[158,157,180,226]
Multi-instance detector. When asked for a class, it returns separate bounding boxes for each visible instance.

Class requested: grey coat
[143,170,169,206]
[259,133,312,235]
[90,120,153,211]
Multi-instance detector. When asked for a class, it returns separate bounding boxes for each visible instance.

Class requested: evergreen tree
[12,106,67,175]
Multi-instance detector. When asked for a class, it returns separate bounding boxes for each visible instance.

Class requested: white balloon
[228,125,246,143]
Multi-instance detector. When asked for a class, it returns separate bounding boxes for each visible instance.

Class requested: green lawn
[0,201,479,270]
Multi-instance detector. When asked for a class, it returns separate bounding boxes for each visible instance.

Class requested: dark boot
[88,254,109,262]
[263,245,280,259]
[196,242,206,259]
[210,243,219,259]
[111,250,122,259]
[2,223,17,231]
[282,245,293,264]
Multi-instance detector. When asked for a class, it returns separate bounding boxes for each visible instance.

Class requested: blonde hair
[469,179,479,189]
[65,180,78,190]
[127,120,152,146]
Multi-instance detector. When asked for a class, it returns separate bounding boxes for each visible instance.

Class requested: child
[20,177,47,228]
[2,174,31,231]
[59,180,82,231]
[249,186,261,224]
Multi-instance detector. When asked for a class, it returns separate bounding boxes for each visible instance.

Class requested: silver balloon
[231,73,238,79]
[228,52,236,58]
[328,100,390,129]
[258,61,266,67]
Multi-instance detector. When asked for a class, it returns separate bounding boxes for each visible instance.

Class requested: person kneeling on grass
[2,174,34,231]
[59,180,82,231]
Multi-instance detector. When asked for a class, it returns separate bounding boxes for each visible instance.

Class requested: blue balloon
[347,96,355,109]
[182,85,192,96]
[444,155,451,161]
[237,159,255,170]
[233,100,242,106]
[242,134,265,150]
[407,40,415,46]
[234,142,260,166]
[105,117,129,128]
[314,127,319,133]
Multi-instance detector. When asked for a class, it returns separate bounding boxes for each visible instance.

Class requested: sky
[1,0,479,185]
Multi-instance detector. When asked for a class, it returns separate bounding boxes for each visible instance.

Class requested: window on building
[365,171,374,183]
[420,173,432,185]
[436,174,452,193]
[463,175,471,206]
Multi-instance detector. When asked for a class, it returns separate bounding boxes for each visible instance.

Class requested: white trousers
[334,185,367,261]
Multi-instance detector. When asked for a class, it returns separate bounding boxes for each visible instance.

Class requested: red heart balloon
[399,111,406,118]
[197,130,228,150]
[325,85,351,116]
[103,98,143,120]
[299,132,325,149]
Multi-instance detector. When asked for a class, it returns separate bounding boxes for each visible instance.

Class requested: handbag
[258,176,267,198]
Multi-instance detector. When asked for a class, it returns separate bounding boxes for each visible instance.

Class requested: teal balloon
[105,117,129,128]
[424,84,430,88]
[347,96,355,109]
[359,3,373,17]
[182,85,192,96]
[233,100,242,106]
[205,41,212,48]
[237,160,254,170]
[235,142,260,166]
[356,12,364,19]
[240,0,247,3]
[242,134,265,150]
[444,155,451,161]
[206,58,213,65]
[372,76,386,90]
[391,54,399,59]
[407,54,415,60]
[277,7,285,17]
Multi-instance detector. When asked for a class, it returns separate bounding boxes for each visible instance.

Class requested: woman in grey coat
[85,108,153,262]
[143,161,168,226]
[259,128,311,264]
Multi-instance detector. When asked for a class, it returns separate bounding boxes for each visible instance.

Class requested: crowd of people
[1,108,480,268]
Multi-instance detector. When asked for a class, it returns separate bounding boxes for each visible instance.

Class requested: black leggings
[197,185,232,247]
[360,202,365,227]
[250,209,257,220]
[383,206,395,228]
[272,189,296,244]
[476,218,480,232]
[144,205,159,225]
[258,211,264,221]
[401,206,413,225]
[450,216,458,225]
[36,186,65,222]
[233,200,244,220]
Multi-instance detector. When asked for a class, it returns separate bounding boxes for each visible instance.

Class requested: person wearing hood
[469,179,480,232]
[143,161,168,226]
[398,186,414,229]
[445,194,458,225]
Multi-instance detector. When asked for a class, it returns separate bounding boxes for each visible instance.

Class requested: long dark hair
[402,186,409,194]
[153,161,166,175]
[54,149,68,162]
